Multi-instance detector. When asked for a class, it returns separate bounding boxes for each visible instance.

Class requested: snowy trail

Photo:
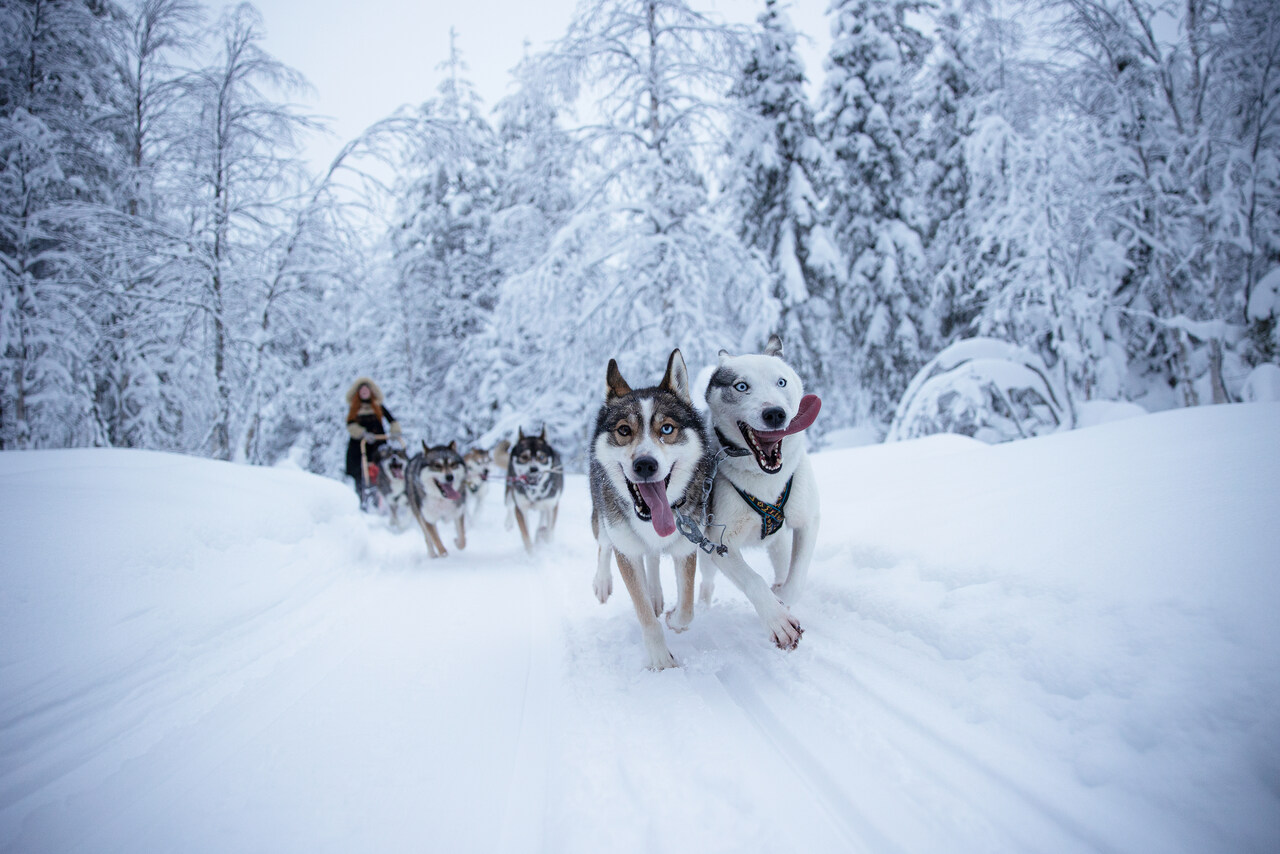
[3,405,1279,853]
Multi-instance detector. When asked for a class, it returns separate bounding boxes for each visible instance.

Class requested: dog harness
[730,476,793,538]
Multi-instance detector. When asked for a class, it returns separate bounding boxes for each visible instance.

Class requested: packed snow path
[2,404,1279,853]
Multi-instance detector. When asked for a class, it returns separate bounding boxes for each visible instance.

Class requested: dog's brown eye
[616,424,632,437]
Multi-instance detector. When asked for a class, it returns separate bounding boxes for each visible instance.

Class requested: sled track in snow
[802,602,1125,854]
[709,662,900,853]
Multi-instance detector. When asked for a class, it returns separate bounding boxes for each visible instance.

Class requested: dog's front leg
[593,543,613,603]
[425,521,447,558]
[615,551,677,670]
[772,521,817,605]
[666,552,696,632]
[454,515,466,550]
[708,548,803,650]
[644,554,664,616]
[513,506,534,553]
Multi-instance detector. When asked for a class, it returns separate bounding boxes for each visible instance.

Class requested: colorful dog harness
[731,476,793,538]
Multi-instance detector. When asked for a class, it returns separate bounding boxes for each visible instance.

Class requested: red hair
[347,398,383,424]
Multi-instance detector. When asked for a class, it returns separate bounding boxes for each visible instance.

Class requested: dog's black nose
[632,456,658,480]
[762,407,787,429]
[445,473,454,482]
[529,465,539,473]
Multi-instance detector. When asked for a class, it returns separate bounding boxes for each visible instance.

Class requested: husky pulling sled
[589,349,715,670]
[700,334,821,651]
[505,428,564,553]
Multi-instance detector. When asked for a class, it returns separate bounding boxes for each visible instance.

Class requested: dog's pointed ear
[421,440,429,454]
[518,427,526,440]
[606,359,632,399]
[539,424,546,440]
[717,348,730,365]
[448,440,458,453]
[764,334,783,358]
[661,348,691,403]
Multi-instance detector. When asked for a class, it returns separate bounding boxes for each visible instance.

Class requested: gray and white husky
[375,442,411,529]
[589,349,714,670]
[701,334,821,650]
[406,441,468,558]
[504,428,563,552]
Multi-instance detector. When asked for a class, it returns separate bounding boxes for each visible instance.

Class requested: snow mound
[888,337,1072,443]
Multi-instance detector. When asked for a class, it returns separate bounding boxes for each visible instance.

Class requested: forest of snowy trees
[2,0,1278,473]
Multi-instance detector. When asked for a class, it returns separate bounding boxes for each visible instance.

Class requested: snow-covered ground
[2,403,1278,853]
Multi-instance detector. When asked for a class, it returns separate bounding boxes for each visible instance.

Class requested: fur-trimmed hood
[346,377,385,405]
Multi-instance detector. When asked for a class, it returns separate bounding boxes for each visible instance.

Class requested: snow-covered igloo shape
[887,338,1072,444]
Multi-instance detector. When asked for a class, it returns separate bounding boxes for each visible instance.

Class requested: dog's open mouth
[737,394,822,474]
[437,480,461,501]
[624,470,675,537]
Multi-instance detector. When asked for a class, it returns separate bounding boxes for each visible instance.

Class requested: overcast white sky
[247,0,832,169]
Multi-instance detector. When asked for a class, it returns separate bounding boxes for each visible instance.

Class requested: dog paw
[454,538,465,550]
[665,608,693,633]
[593,571,612,604]
[646,649,679,671]
[768,609,803,651]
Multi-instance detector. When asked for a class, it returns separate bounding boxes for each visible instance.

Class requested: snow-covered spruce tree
[387,29,501,444]
[0,0,123,449]
[724,0,844,436]
[819,0,932,432]
[173,2,317,459]
[495,0,770,462]
[912,0,977,344]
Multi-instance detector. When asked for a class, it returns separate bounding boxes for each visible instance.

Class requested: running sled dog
[701,334,821,650]
[407,441,468,558]
[504,428,563,552]
[589,349,714,670]
[375,442,411,529]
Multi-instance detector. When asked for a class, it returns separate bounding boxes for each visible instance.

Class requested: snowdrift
[2,404,1278,853]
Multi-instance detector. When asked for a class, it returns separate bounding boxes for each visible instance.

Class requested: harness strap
[730,476,793,538]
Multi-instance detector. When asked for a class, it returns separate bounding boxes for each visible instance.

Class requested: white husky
[701,334,821,650]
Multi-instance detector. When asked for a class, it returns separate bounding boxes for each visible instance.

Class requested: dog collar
[714,427,753,458]
[730,476,793,538]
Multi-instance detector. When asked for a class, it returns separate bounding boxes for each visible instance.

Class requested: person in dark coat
[345,377,402,506]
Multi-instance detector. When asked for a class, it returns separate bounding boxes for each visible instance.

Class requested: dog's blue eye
[777,378,787,387]
[660,423,674,435]
[734,381,749,392]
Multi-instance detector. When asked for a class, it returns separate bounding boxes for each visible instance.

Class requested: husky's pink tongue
[755,394,822,443]
[441,483,461,501]
[636,480,676,537]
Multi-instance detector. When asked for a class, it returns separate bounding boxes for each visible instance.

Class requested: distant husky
[406,441,468,558]
[375,442,411,529]
[701,334,821,650]
[504,428,563,552]
[589,349,714,670]
[462,445,497,523]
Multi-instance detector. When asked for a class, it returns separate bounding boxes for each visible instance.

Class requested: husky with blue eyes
[589,349,715,670]
[701,334,822,651]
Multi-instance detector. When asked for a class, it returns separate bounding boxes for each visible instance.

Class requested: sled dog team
[366,429,563,559]
[361,335,821,668]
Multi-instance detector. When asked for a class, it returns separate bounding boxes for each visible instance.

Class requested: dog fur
[462,445,498,523]
[406,440,468,558]
[589,349,714,670]
[701,334,819,650]
[504,428,563,553]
